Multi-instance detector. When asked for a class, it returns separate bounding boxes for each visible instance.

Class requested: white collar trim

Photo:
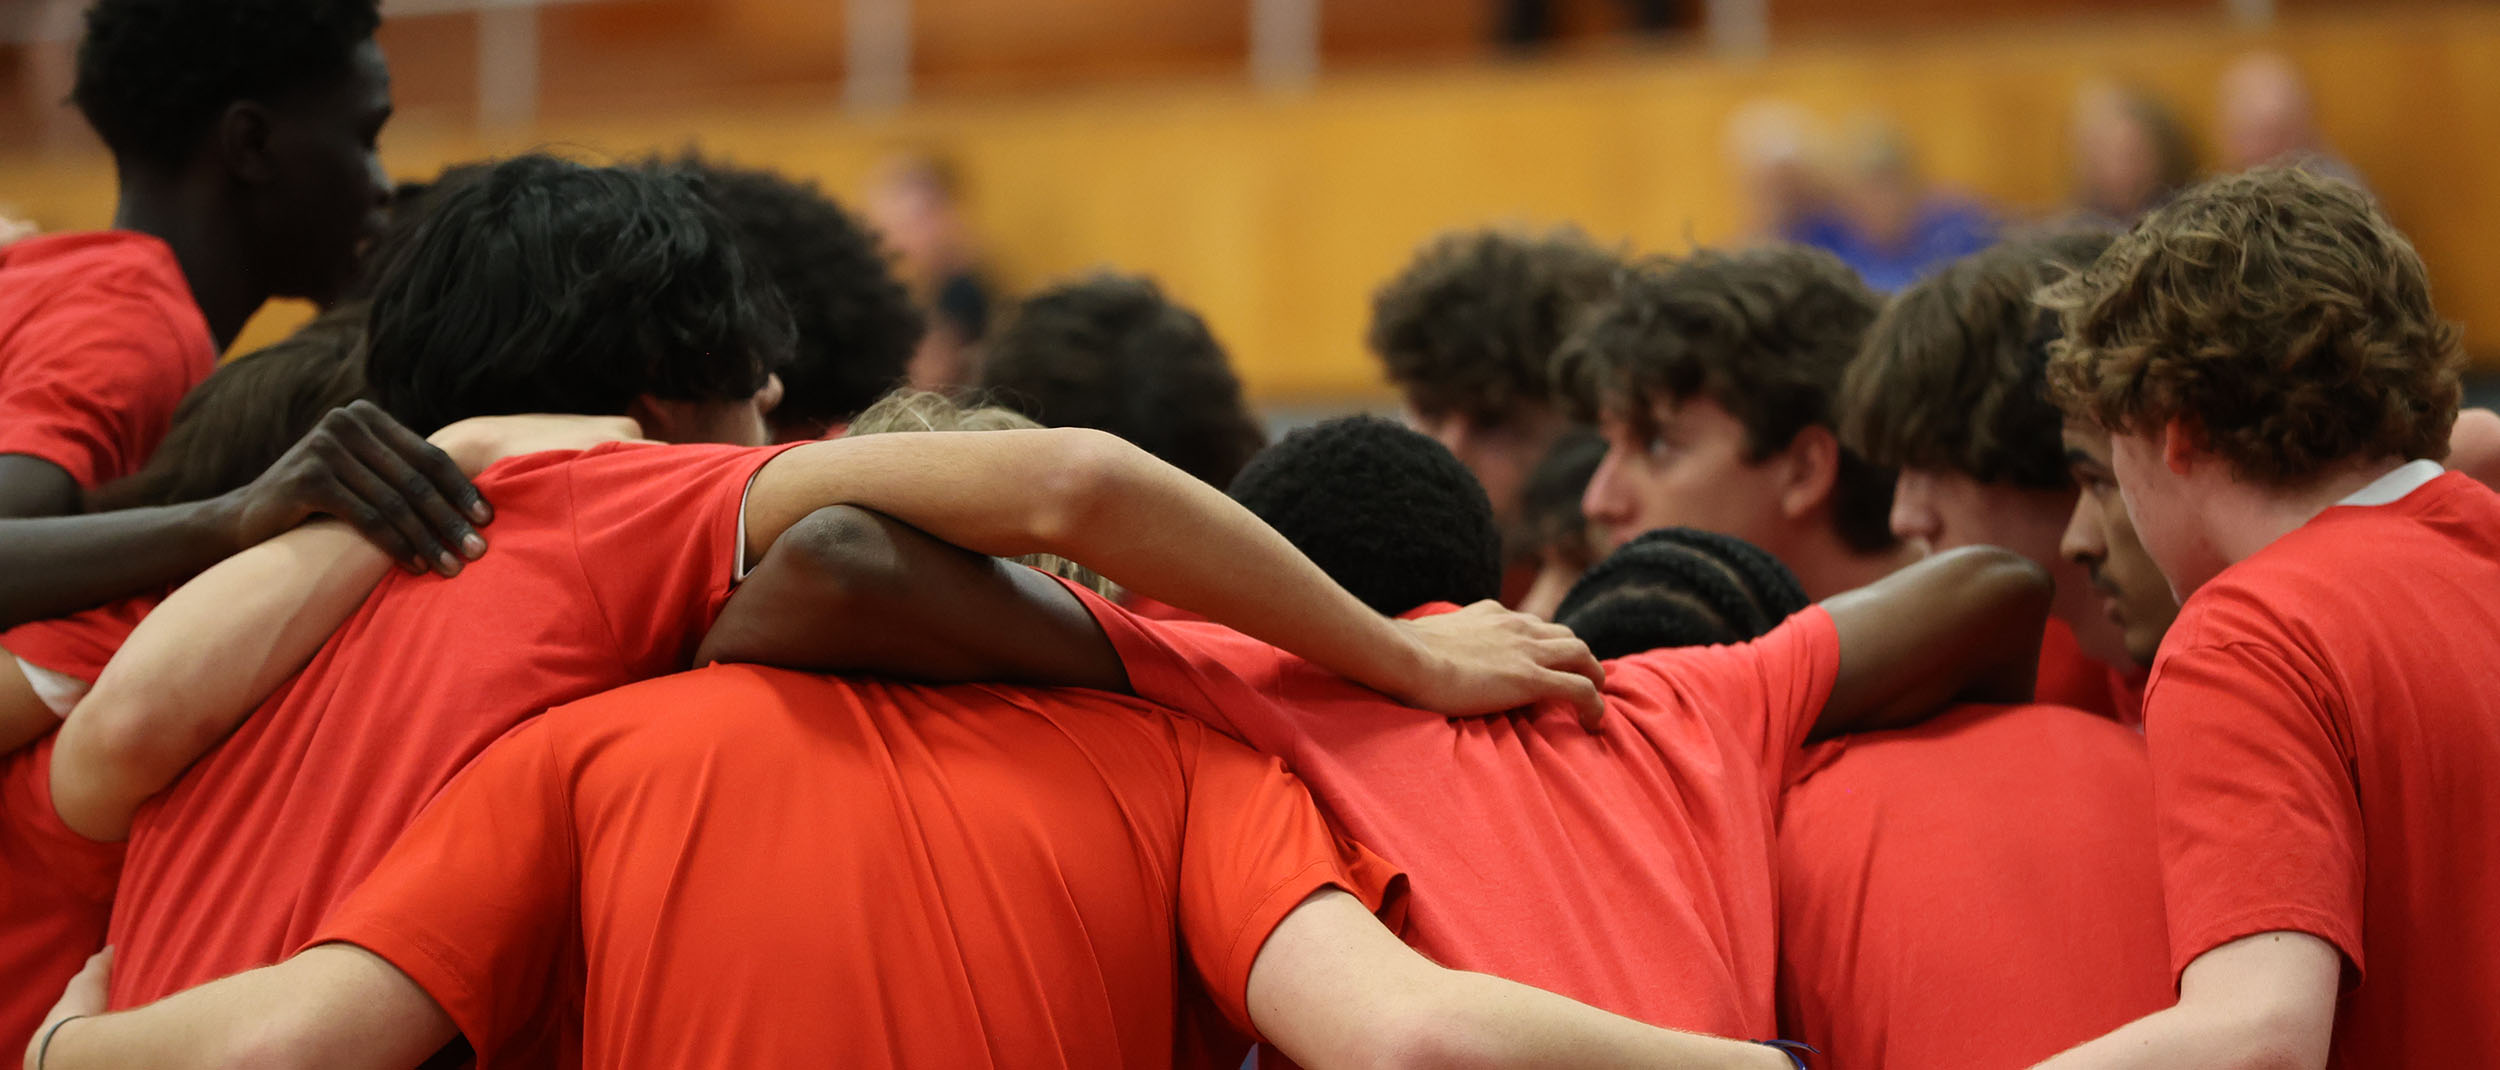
[2336,459,2446,507]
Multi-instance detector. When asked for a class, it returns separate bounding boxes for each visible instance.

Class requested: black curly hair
[1369,227,1620,423]
[1227,415,1503,617]
[72,0,381,171]
[1555,527,1809,659]
[362,154,794,435]
[980,273,1267,488]
[667,152,925,438]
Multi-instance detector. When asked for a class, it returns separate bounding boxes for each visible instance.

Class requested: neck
[112,168,262,351]
[2205,455,2413,566]
[1785,529,1925,601]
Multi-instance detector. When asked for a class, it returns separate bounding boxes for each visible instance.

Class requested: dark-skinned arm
[0,401,492,631]
[0,455,79,519]
[695,505,1131,692]
[1812,544,2053,740]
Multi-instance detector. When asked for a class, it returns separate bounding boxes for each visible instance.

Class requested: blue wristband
[1754,1039,1817,1069]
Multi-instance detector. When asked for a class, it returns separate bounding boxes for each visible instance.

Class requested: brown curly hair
[1840,228,2114,490]
[1554,244,1897,553]
[1368,227,1621,422]
[2044,166,2462,486]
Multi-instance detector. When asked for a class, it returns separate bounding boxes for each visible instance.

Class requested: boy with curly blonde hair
[2034,167,2500,1069]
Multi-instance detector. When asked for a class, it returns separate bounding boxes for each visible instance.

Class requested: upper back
[106,441,774,1007]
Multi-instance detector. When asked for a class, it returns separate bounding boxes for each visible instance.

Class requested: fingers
[1548,669,1607,732]
[321,454,451,576]
[343,401,493,539]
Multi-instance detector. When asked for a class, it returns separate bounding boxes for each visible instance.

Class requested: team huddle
[2,2,2495,1069]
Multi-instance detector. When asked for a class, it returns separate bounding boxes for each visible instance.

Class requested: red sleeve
[2143,637,2363,979]
[309,720,579,1066]
[1057,578,1292,746]
[1605,607,1840,788]
[1173,721,1406,1041]
[563,442,802,676]
[0,297,202,488]
[0,596,155,685]
[0,736,122,904]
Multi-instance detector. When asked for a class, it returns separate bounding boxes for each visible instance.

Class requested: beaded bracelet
[1755,1039,1818,1069]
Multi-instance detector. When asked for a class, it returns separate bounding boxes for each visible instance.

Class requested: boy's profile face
[1404,399,1572,539]
[2060,422,2181,666]
[1582,393,1786,555]
[252,37,394,306]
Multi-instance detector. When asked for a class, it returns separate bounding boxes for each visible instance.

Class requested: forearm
[2029,1007,2318,1070]
[52,522,389,840]
[0,500,243,630]
[1398,971,1787,1070]
[29,947,453,1070]
[748,430,1425,697]
[1817,545,2052,738]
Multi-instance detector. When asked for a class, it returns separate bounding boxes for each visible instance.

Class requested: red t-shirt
[1,594,156,686]
[1071,584,1839,1037]
[0,735,122,1051]
[314,665,1404,1069]
[1776,703,2171,1069]
[2145,471,2500,1064]
[106,441,792,1009]
[0,232,216,488]
[2032,617,2145,728]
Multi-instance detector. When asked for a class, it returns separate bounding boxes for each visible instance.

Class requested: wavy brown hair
[1369,227,1621,422]
[2043,166,2462,486]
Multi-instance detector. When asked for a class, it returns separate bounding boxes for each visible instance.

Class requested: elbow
[1359,991,1508,1070]
[769,505,914,605]
[1025,428,1142,556]
[1952,544,2057,626]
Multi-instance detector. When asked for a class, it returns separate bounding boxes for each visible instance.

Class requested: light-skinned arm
[2028,931,2340,1070]
[24,946,454,1070]
[1246,889,1791,1070]
[737,429,1605,723]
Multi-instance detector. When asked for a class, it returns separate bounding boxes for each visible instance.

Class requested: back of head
[91,304,368,512]
[71,0,380,174]
[362,154,795,435]
[2045,166,2461,486]
[842,389,1114,597]
[1841,229,2116,489]
[1227,415,1503,617]
[1555,244,1896,552]
[979,273,1266,488]
[1368,227,1621,423]
[1555,528,1810,659]
[670,152,926,439]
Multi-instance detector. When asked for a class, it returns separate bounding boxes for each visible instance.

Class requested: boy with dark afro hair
[1369,227,1620,588]
[1226,415,1504,617]
[0,0,392,518]
[979,273,1267,489]
[1554,528,1808,659]
[668,152,925,441]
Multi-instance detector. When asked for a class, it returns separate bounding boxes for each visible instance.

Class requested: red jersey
[1775,703,2171,1069]
[0,735,122,1051]
[2033,617,2144,727]
[1,594,156,686]
[0,232,216,488]
[315,665,1403,1069]
[2146,470,2500,1065]
[106,441,790,1009]
[1071,583,1837,1037]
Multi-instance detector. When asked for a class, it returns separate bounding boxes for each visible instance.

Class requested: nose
[1581,446,1630,536]
[2060,491,2105,567]
[1888,471,1942,545]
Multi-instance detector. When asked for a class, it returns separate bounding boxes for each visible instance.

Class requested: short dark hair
[1556,245,1895,553]
[1555,527,1809,659]
[669,152,925,437]
[1227,415,1503,616]
[91,305,367,512]
[1840,230,2115,490]
[1369,227,1620,421]
[2046,167,2462,486]
[980,273,1266,488]
[72,0,381,171]
[363,154,794,435]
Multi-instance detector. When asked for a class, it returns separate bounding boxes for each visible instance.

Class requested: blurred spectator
[1725,99,1836,241]
[868,152,996,391]
[2218,51,2361,185]
[1783,117,1995,292]
[2068,81,2198,223]
[979,272,1267,490]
